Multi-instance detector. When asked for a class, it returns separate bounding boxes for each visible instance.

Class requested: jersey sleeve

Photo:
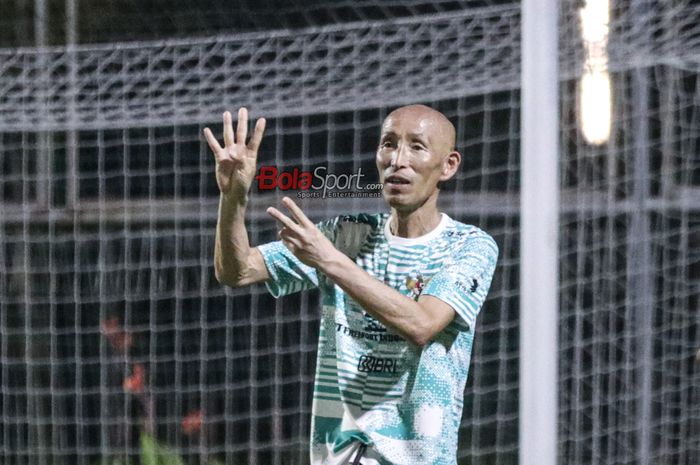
[420,233,499,330]
[257,217,339,298]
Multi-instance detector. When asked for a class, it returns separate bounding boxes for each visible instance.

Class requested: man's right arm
[214,194,269,287]
[204,108,269,288]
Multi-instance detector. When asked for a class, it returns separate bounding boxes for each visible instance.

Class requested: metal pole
[66,0,78,209]
[35,0,49,208]
[520,1,559,465]
[31,4,49,465]
[628,67,653,465]
[630,57,654,465]
[627,3,654,465]
[34,0,46,46]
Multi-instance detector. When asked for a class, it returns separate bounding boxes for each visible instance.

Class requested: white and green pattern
[258,213,498,465]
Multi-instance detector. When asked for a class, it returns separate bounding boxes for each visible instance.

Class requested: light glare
[579,0,610,43]
[580,69,612,146]
[579,0,611,145]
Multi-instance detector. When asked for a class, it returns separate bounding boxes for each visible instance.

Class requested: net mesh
[0,0,517,47]
[558,64,700,465]
[0,1,699,465]
[0,5,522,132]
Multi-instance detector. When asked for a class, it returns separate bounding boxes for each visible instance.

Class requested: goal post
[520,2,559,465]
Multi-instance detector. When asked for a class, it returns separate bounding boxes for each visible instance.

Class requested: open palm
[203,107,266,199]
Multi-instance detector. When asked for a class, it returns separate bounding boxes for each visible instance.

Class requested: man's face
[375,108,454,212]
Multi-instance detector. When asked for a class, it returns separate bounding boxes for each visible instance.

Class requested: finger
[280,236,300,254]
[223,111,235,147]
[248,117,266,153]
[203,127,223,160]
[279,228,302,248]
[236,107,248,145]
[267,207,303,235]
[282,196,314,227]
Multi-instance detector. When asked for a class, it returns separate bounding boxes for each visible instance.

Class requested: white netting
[0,1,518,47]
[3,2,700,133]
[0,6,521,132]
[0,1,699,465]
[557,3,700,463]
[558,61,700,465]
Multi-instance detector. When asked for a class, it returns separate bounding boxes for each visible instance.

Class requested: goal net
[0,1,697,465]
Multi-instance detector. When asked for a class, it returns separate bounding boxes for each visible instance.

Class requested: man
[204,104,498,465]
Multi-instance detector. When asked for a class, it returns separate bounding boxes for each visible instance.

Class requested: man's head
[376,104,461,213]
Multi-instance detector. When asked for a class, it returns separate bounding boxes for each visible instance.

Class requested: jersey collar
[383,212,450,246]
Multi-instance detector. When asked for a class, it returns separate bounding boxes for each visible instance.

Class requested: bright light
[580,69,612,146]
[579,0,610,43]
[579,0,611,145]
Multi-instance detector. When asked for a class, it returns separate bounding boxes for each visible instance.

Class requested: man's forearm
[319,250,441,346]
[214,194,255,285]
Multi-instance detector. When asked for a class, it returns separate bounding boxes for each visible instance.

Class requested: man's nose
[391,143,410,168]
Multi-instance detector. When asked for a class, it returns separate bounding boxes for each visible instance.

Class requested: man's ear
[439,150,462,182]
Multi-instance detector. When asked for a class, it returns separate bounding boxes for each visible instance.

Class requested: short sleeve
[421,234,499,330]
[257,241,319,297]
[257,217,339,298]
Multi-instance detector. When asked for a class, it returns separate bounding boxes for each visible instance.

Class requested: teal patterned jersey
[258,212,498,465]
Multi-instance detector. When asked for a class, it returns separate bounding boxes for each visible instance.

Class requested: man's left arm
[267,197,485,347]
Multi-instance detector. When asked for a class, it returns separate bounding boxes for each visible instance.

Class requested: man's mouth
[385,174,411,185]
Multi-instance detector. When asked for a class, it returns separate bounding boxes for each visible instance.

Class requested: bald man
[205,105,498,465]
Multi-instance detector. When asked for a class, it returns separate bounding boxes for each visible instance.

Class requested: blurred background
[0,1,698,464]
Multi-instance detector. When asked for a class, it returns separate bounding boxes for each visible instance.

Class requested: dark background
[0,2,698,465]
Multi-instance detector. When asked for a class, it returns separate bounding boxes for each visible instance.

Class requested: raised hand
[266,196,340,270]
[203,107,266,201]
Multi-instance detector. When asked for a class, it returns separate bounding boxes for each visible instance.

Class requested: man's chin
[383,192,415,210]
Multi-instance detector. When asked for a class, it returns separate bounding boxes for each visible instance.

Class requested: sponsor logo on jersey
[357,355,398,373]
[335,323,404,343]
[362,313,387,333]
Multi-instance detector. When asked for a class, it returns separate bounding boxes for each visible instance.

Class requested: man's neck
[389,193,442,238]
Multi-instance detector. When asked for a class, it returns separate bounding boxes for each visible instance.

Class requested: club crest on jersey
[405,271,432,300]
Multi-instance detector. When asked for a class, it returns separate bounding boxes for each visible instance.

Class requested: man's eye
[381,141,395,148]
[411,144,425,151]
